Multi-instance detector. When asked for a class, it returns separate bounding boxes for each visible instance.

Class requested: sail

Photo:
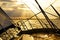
[0,8,12,28]
[0,7,15,34]
[23,0,55,14]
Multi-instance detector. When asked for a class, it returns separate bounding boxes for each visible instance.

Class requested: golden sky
[0,0,60,19]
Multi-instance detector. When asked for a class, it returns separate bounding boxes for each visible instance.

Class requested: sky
[0,0,60,19]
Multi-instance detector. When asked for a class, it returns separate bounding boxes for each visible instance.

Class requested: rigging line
[18,3,44,28]
[24,0,57,12]
[17,0,57,26]
[35,0,59,29]
[29,0,56,28]
[26,5,44,28]
[19,20,26,30]
[18,11,58,27]
[22,13,56,29]
[35,15,44,28]
[39,19,49,28]
[19,6,45,28]
[24,1,44,28]
[18,11,58,28]
[30,0,57,11]
[46,12,58,17]
[30,2,58,17]
[23,0,57,19]
[20,20,28,30]
[36,0,58,29]
[17,12,40,26]
[21,20,28,30]
[26,5,46,28]
[50,5,60,17]
[33,4,58,17]
[19,13,44,28]
[32,3,58,17]
[27,19,33,29]
[36,15,50,28]
[19,20,28,29]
